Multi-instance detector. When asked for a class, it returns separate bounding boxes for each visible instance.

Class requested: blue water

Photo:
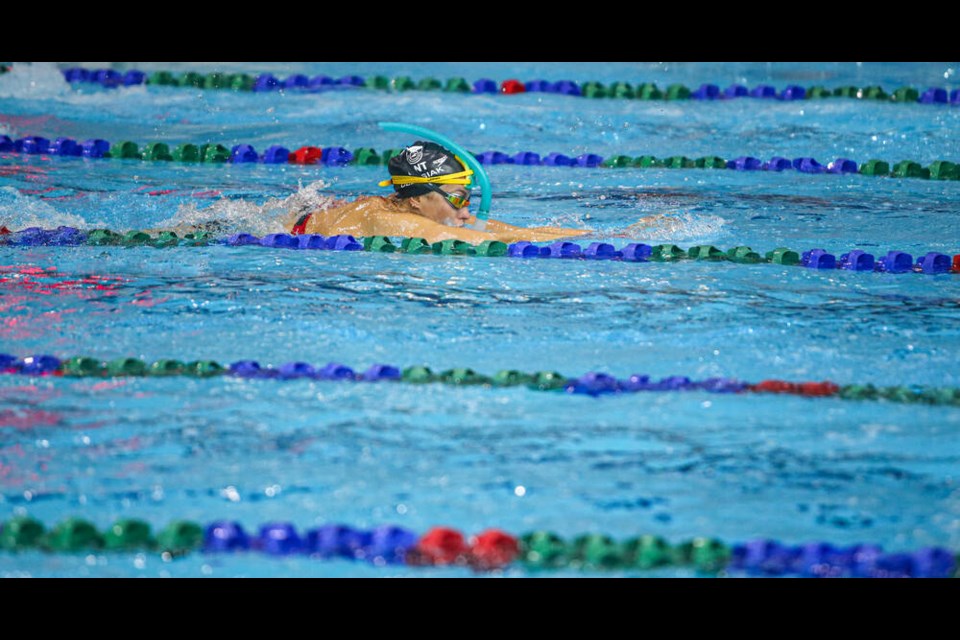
[1,62,959,577]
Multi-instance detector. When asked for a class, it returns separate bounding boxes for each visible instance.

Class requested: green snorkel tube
[378,122,491,231]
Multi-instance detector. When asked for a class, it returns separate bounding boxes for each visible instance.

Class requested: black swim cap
[387,141,467,197]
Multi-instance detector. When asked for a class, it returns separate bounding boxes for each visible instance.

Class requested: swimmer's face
[414,185,472,227]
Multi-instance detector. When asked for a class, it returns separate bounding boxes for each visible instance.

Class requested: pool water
[0,62,959,577]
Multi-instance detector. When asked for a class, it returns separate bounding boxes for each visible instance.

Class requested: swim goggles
[424,183,471,209]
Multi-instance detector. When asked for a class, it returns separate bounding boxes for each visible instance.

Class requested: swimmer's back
[289,194,592,244]
[290,196,496,244]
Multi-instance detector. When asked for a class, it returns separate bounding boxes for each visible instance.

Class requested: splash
[153,179,346,236]
[0,187,91,230]
[616,211,730,244]
[544,210,730,244]
[0,62,72,100]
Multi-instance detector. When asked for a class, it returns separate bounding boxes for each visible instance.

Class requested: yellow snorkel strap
[378,158,474,188]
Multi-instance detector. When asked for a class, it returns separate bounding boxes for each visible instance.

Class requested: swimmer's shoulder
[315,195,404,214]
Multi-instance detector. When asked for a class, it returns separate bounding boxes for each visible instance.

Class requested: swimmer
[282,141,592,245]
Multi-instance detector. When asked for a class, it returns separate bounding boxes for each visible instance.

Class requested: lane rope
[2,354,959,407]
[2,227,957,278]
[0,515,954,577]
[3,134,958,182]
[56,67,960,108]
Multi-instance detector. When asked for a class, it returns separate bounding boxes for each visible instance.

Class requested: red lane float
[500,79,526,94]
[289,146,322,165]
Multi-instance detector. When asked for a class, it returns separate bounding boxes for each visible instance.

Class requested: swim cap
[382,141,473,197]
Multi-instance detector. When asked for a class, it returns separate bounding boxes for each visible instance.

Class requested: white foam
[624,212,730,243]
[0,186,92,229]
[0,62,72,100]
[153,179,343,236]
[543,211,730,244]
[0,62,164,108]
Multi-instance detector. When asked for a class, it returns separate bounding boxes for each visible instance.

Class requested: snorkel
[378,122,491,231]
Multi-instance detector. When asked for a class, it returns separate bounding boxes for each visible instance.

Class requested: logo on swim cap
[431,154,448,167]
[405,145,424,165]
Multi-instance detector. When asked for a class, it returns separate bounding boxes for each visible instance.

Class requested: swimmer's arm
[371,212,501,245]
[471,217,592,241]
[384,215,577,245]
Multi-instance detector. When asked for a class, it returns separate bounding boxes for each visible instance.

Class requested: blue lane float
[283,75,309,90]
[473,79,497,94]
[203,521,251,552]
[6,226,87,246]
[729,156,762,170]
[780,85,806,100]
[82,139,110,158]
[827,158,858,174]
[277,362,317,379]
[321,147,353,166]
[620,243,653,262]
[551,80,581,96]
[763,157,793,171]
[17,136,50,154]
[63,68,91,83]
[476,151,512,165]
[230,144,259,163]
[543,152,574,166]
[259,233,298,249]
[512,151,541,165]
[227,360,271,378]
[729,539,956,578]
[562,373,751,397]
[297,234,326,250]
[225,233,261,246]
[308,75,334,90]
[583,242,620,260]
[839,250,875,271]
[325,235,363,251]
[751,85,777,98]
[802,249,837,269]
[565,372,622,396]
[574,153,603,167]
[306,524,373,559]
[253,74,281,92]
[257,523,303,555]
[262,145,290,164]
[17,355,61,375]
[316,363,356,380]
[361,364,402,381]
[92,70,122,87]
[507,241,546,258]
[920,87,949,104]
[917,252,951,274]
[123,71,145,86]
[691,84,720,100]
[877,251,914,273]
[0,354,18,371]
[724,84,749,98]
[544,241,582,259]
[794,157,826,173]
[49,137,82,156]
